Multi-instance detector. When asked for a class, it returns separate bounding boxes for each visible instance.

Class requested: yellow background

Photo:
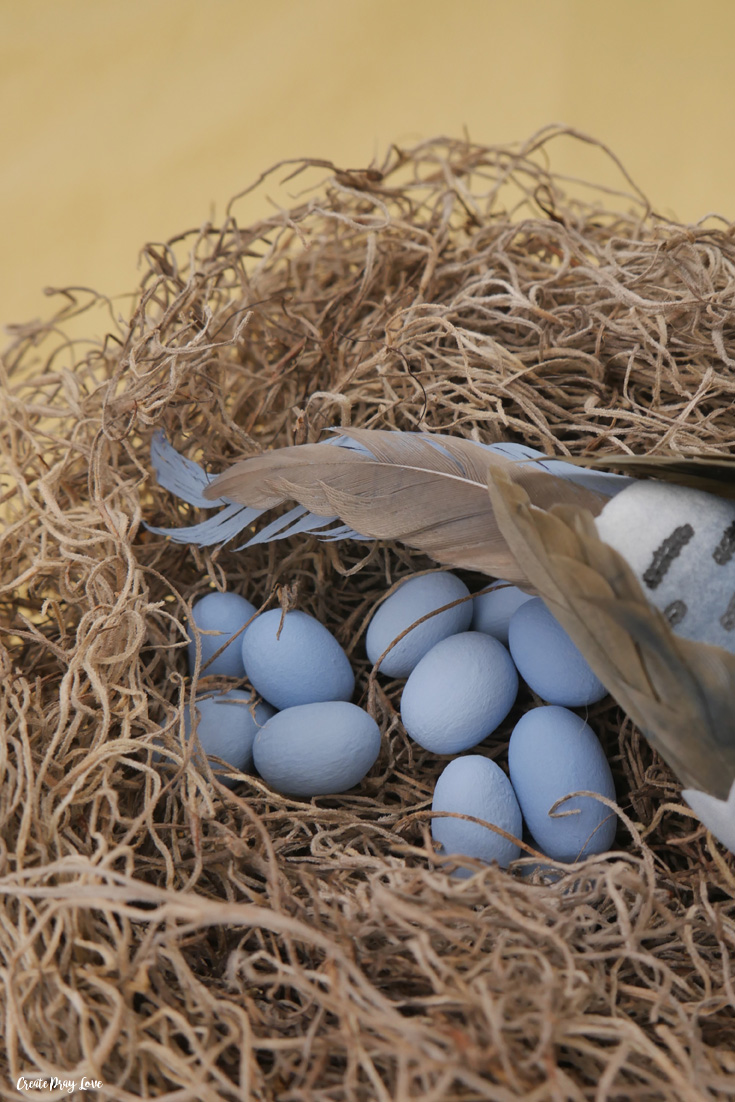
[3,0,735,337]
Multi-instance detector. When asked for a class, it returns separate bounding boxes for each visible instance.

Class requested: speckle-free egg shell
[252,701,381,796]
[471,580,533,645]
[241,609,355,709]
[431,755,522,875]
[400,631,518,753]
[508,597,607,707]
[508,705,617,861]
[187,591,257,677]
[154,690,276,789]
[366,572,472,677]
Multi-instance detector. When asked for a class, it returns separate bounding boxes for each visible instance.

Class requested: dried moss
[1,127,735,1100]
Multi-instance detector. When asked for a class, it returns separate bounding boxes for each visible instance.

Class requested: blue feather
[150,431,225,508]
[145,501,266,547]
[147,432,371,549]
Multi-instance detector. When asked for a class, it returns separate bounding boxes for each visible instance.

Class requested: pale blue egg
[508,705,617,861]
[154,690,276,788]
[241,610,354,709]
[187,591,257,677]
[252,701,381,796]
[366,572,472,677]
[400,632,518,753]
[471,581,533,644]
[508,597,607,706]
[432,755,522,875]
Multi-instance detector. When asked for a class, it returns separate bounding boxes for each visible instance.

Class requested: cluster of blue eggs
[176,592,381,797]
[367,573,616,873]
[165,571,617,874]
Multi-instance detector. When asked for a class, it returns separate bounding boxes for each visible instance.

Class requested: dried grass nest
[2,127,735,1100]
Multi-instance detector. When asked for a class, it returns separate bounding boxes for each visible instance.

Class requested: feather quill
[200,428,611,584]
[485,465,735,799]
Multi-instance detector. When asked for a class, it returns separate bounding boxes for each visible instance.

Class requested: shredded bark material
[2,126,735,1100]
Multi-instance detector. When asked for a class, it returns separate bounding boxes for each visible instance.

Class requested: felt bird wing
[485,466,735,849]
[486,468,735,795]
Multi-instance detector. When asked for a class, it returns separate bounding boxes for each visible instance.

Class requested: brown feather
[203,429,608,585]
[486,466,735,798]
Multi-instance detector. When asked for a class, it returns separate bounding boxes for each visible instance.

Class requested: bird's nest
[2,127,735,1099]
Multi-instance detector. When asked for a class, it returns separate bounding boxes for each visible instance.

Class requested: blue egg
[187,591,257,677]
[508,597,608,706]
[253,701,381,796]
[155,690,276,788]
[400,632,518,753]
[366,572,472,677]
[508,705,617,861]
[471,581,533,645]
[241,609,354,709]
[432,755,522,875]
